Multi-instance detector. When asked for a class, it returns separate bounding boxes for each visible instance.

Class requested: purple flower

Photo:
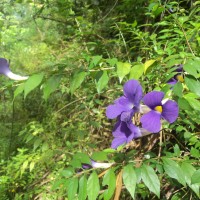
[106,80,143,119]
[82,160,113,169]
[140,91,179,133]
[167,64,184,85]
[0,58,28,80]
[111,119,141,149]
[106,79,143,149]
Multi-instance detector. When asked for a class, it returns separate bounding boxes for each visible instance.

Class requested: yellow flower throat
[176,74,184,83]
[154,105,163,113]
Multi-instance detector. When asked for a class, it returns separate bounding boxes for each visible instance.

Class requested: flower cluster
[106,79,179,149]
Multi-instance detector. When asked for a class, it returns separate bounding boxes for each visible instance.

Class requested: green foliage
[70,71,87,94]
[141,164,160,198]
[102,169,116,200]
[87,171,100,200]
[43,75,61,101]
[78,175,87,200]
[117,62,131,82]
[122,164,137,198]
[24,73,44,98]
[162,157,186,186]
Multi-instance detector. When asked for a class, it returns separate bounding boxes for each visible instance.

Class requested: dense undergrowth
[0,0,200,199]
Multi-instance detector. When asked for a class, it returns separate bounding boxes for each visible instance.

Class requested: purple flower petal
[0,58,29,80]
[82,163,92,169]
[111,137,127,149]
[123,79,143,106]
[106,96,133,119]
[112,121,132,138]
[0,58,10,75]
[111,120,138,149]
[143,91,164,109]
[167,64,184,85]
[106,104,125,119]
[127,124,142,139]
[176,64,183,72]
[162,100,179,123]
[114,96,131,105]
[141,110,162,133]
[112,120,121,137]
[167,78,177,85]
[120,108,136,122]
[120,111,132,122]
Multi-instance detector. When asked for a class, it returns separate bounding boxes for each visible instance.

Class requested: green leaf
[181,162,199,197]
[73,152,91,164]
[183,60,199,78]
[33,138,42,151]
[61,167,74,178]
[29,161,35,172]
[92,55,102,66]
[96,71,109,94]
[191,169,200,184]
[41,142,49,152]
[178,16,189,25]
[43,75,61,101]
[184,92,199,99]
[178,98,191,110]
[22,160,29,170]
[181,162,195,183]
[52,179,66,190]
[171,194,182,200]
[87,171,100,200]
[107,58,118,67]
[185,76,200,96]
[144,59,156,73]
[193,58,200,73]
[91,151,108,161]
[67,177,78,200]
[184,96,200,111]
[102,169,116,200]
[165,58,182,68]
[129,64,144,80]
[117,62,131,82]
[70,71,86,94]
[70,159,82,168]
[24,73,44,98]
[123,164,137,199]
[190,147,200,158]
[173,82,183,97]
[79,175,87,200]
[173,144,181,156]
[103,148,116,153]
[14,83,24,99]
[162,157,186,186]
[141,164,160,198]
[21,160,29,175]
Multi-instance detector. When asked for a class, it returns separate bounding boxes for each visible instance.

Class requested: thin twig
[97,0,118,23]
[166,9,195,56]
[180,24,195,56]
[158,129,163,158]
[55,97,87,113]
[115,23,131,63]
[75,18,89,53]
[89,67,115,72]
